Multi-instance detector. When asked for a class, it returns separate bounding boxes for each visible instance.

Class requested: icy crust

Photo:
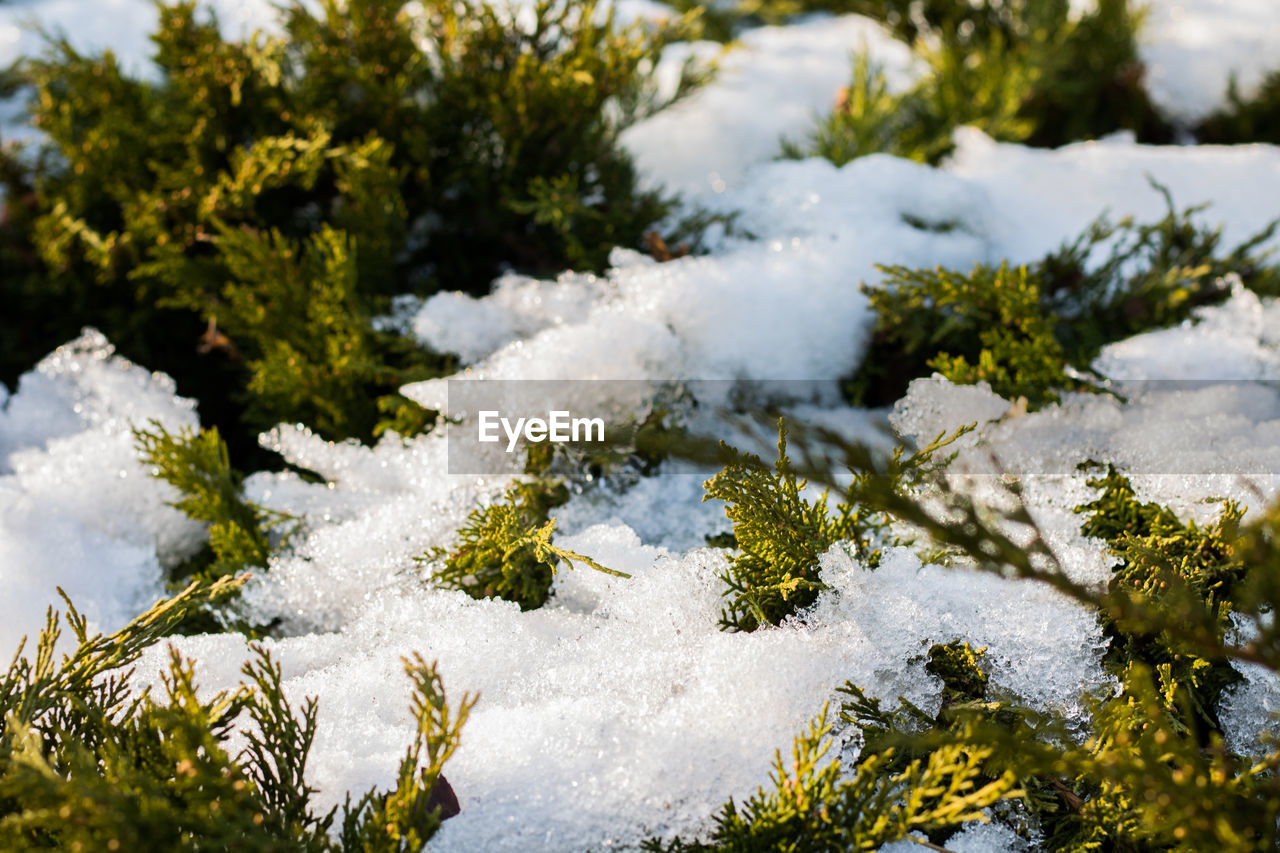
[0,329,204,656]
[136,530,1106,852]
[412,131,1280,395]
[408,156,991,391]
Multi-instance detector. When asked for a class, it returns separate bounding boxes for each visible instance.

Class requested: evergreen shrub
[0,578,476,851]
[0,0,705,459]
[783,0,1171,167]
[657,426,1280,852]
[850,190,1280,407]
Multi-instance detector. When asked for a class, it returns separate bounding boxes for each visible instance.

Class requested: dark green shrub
[1196,70,1280,145]
[0,0,704,460]
[784,0,1171,167]
[0,578,475,851]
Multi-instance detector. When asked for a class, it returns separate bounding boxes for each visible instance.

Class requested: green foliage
[703,421,865,632]
[191,222,434,440]
[426,480,628,611]
[782,29,1035,166]
[704,419,970,632]
[1,0,705,460]
[135,421,292,583]
[337,652,475,851]
[784,0,1171,167]
[925,640,989,708]
[1076,465,1246,736]
[837,639,1280,852]
[851,191,1280,407]
[646,700,1018,852]
[1041,184,1280,347]
[853,261,1078,408]
[1196,70,1280,145]
[0,578,474,851]
[712,423,1280,851]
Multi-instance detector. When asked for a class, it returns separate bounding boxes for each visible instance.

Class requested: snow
[622,14,920,198]
[0,329,204,656]
[3,1,1280,851]
[1141,0,1280,124]
[946,127,1280,264]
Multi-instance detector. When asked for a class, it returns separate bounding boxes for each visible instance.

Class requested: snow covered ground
[3,1,1280,851]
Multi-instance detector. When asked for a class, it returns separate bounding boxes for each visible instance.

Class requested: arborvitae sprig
[426,481,628,611]
[703,421,861,632]
[135,421,293,583]
[1,580,474,850]
[851,192,1280,407]
[645,699,1018,852]
[704,419,970,632]
[337,653,476,852]
[1075,465,1245,736]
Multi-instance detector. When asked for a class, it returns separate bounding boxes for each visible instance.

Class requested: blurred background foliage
[0,0,706,464]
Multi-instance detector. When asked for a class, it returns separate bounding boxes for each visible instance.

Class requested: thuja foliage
[851,261,1080,408]
[844,438,1280,848]
[704,419,969,632]
[646,643,1020,852]
[784,0,1171,167]
[0,577,476,850]
[0,0,703,459]
[645,702,1016,852]
[839,640,1280,851]
[667,421,1280,852]
[1075,464,1246,737]
[704,423,864,632]
[851,190,1280,407]
[135,421,294,584]
[1041,184,1280,357]
[426,480,629,611]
